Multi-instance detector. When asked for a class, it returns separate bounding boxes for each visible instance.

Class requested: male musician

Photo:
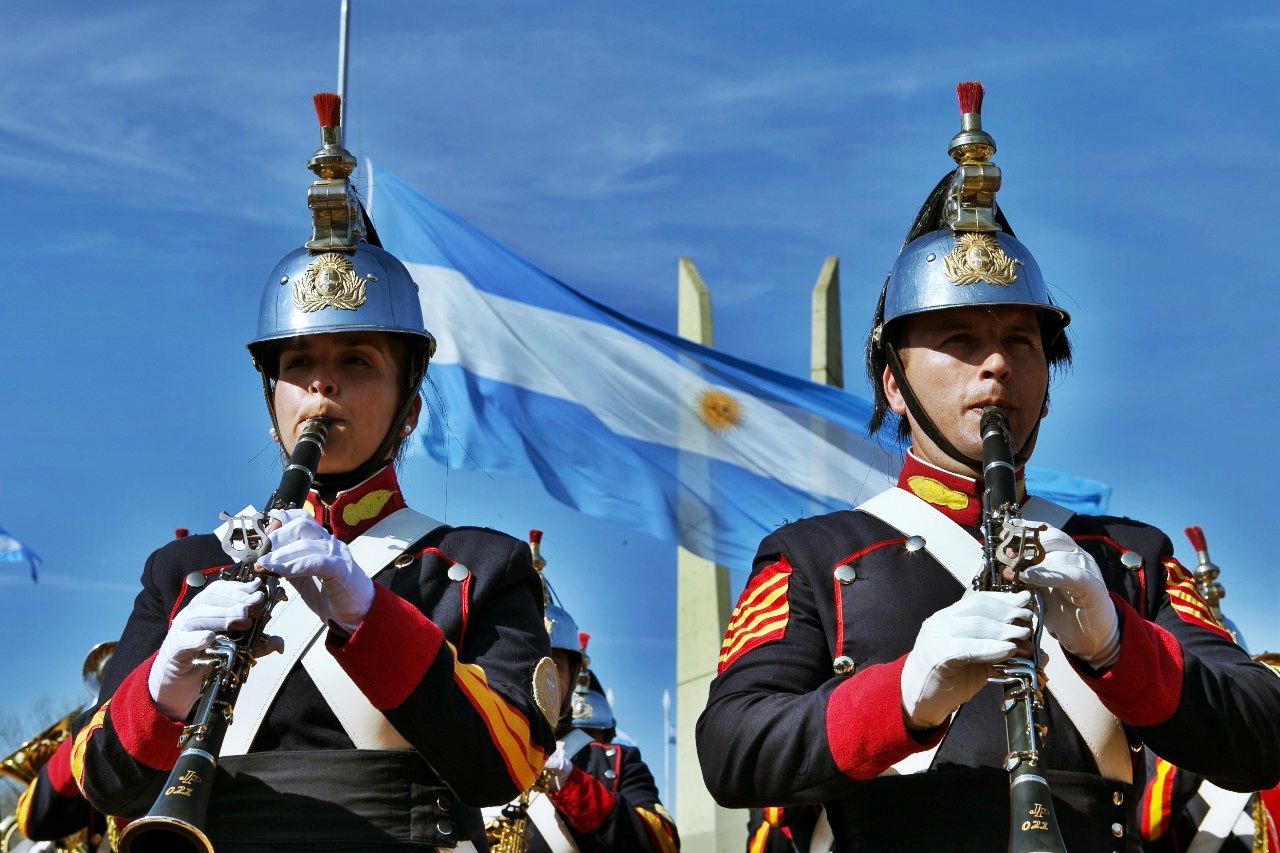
[70,94,556,852]
[489,587,679,852]
[696,82,1280,852]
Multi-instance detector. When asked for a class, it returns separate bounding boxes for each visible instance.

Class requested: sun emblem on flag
[293,252,368,312]
[943,233,1020,286]
[697,389,743,433]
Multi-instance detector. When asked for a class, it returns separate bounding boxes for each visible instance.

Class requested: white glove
[541,741,574,791]
[900,591,1033,730]
[148,578,266,720]
[256,509,374,634]
[1020,526,1121,669]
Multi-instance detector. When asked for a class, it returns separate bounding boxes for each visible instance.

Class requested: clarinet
[975,406,1068,853]
[118,417,330,853]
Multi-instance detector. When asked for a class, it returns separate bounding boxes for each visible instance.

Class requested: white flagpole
[337,0,351,128]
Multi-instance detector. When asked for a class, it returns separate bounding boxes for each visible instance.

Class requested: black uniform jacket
[697,454,1280,853]
[71,465,556,851]
[529,739,679,853]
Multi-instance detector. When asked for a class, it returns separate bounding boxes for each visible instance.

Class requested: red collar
[302,465,408,541]
[896,450,1025,529]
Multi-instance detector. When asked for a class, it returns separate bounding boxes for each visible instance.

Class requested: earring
[269,427,279,442]
[402,424,414,435]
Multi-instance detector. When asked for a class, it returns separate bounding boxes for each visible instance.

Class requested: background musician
[70,94,556,852]
[696,82,1280,851]
[488,542,679,853]
[1138,527,1279,852]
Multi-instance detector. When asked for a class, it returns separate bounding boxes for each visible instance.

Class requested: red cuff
[110,653,186,770]
[1069,595,1183,726]
[45,738,79,798]
[548,766,616,833]
[825,657,947,780]
[328,584,445,710]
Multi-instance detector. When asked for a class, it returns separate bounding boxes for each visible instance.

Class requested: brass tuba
[0,642,116,853]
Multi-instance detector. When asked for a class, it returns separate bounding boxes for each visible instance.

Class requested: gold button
[393,552,414,569]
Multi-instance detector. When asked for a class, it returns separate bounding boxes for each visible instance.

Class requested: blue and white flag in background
[0,526,42,583]
[370,166,1110,568]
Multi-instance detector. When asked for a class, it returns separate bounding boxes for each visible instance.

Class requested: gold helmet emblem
[293,252,368,312]
[943,233,1020,286]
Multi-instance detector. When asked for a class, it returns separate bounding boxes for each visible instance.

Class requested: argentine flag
[369,167,1109,567]
[1,526,42,583]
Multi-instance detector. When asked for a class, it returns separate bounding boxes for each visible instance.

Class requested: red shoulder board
[718,557,793,673]
[1162,557,1234,640]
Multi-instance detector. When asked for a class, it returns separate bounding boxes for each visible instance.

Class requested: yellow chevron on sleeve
[1162,558,1227,629]
[636,806,680,853]
[727,594,790,644]
[720,600,790,663]
[725,580,789,636]
[451,646,545,789]
[726,572,787,623]
[70,702,108,794]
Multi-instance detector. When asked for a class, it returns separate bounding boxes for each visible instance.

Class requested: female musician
[71,95,557,853]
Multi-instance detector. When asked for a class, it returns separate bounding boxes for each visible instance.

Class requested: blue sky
[3,2,1278,808]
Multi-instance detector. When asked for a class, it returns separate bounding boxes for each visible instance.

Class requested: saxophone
[485,787,534,853]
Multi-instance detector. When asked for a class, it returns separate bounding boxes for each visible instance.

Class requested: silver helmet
[871,81,1069,347]
[544,602,580,655]
[572,677,615,732]
[571,643,615,733]
[881,230,1065,332]
[249,93,435,361]
[529,529,583,658]
[253,244,433,349]
[248,94,435,481]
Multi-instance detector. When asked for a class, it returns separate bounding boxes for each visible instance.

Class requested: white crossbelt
[856,487,1132,784]
[221,507,445,755]
[1187,782,1255,853]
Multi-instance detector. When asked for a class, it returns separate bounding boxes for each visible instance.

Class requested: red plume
[579,632,590,651]
[174,528,189,539]
[1184,525,1207,553]
[529,529,543,545]
[313,93,342,128]
[957,81,984,115]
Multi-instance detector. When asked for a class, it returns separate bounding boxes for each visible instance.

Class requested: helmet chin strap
[885,342,1042,475]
